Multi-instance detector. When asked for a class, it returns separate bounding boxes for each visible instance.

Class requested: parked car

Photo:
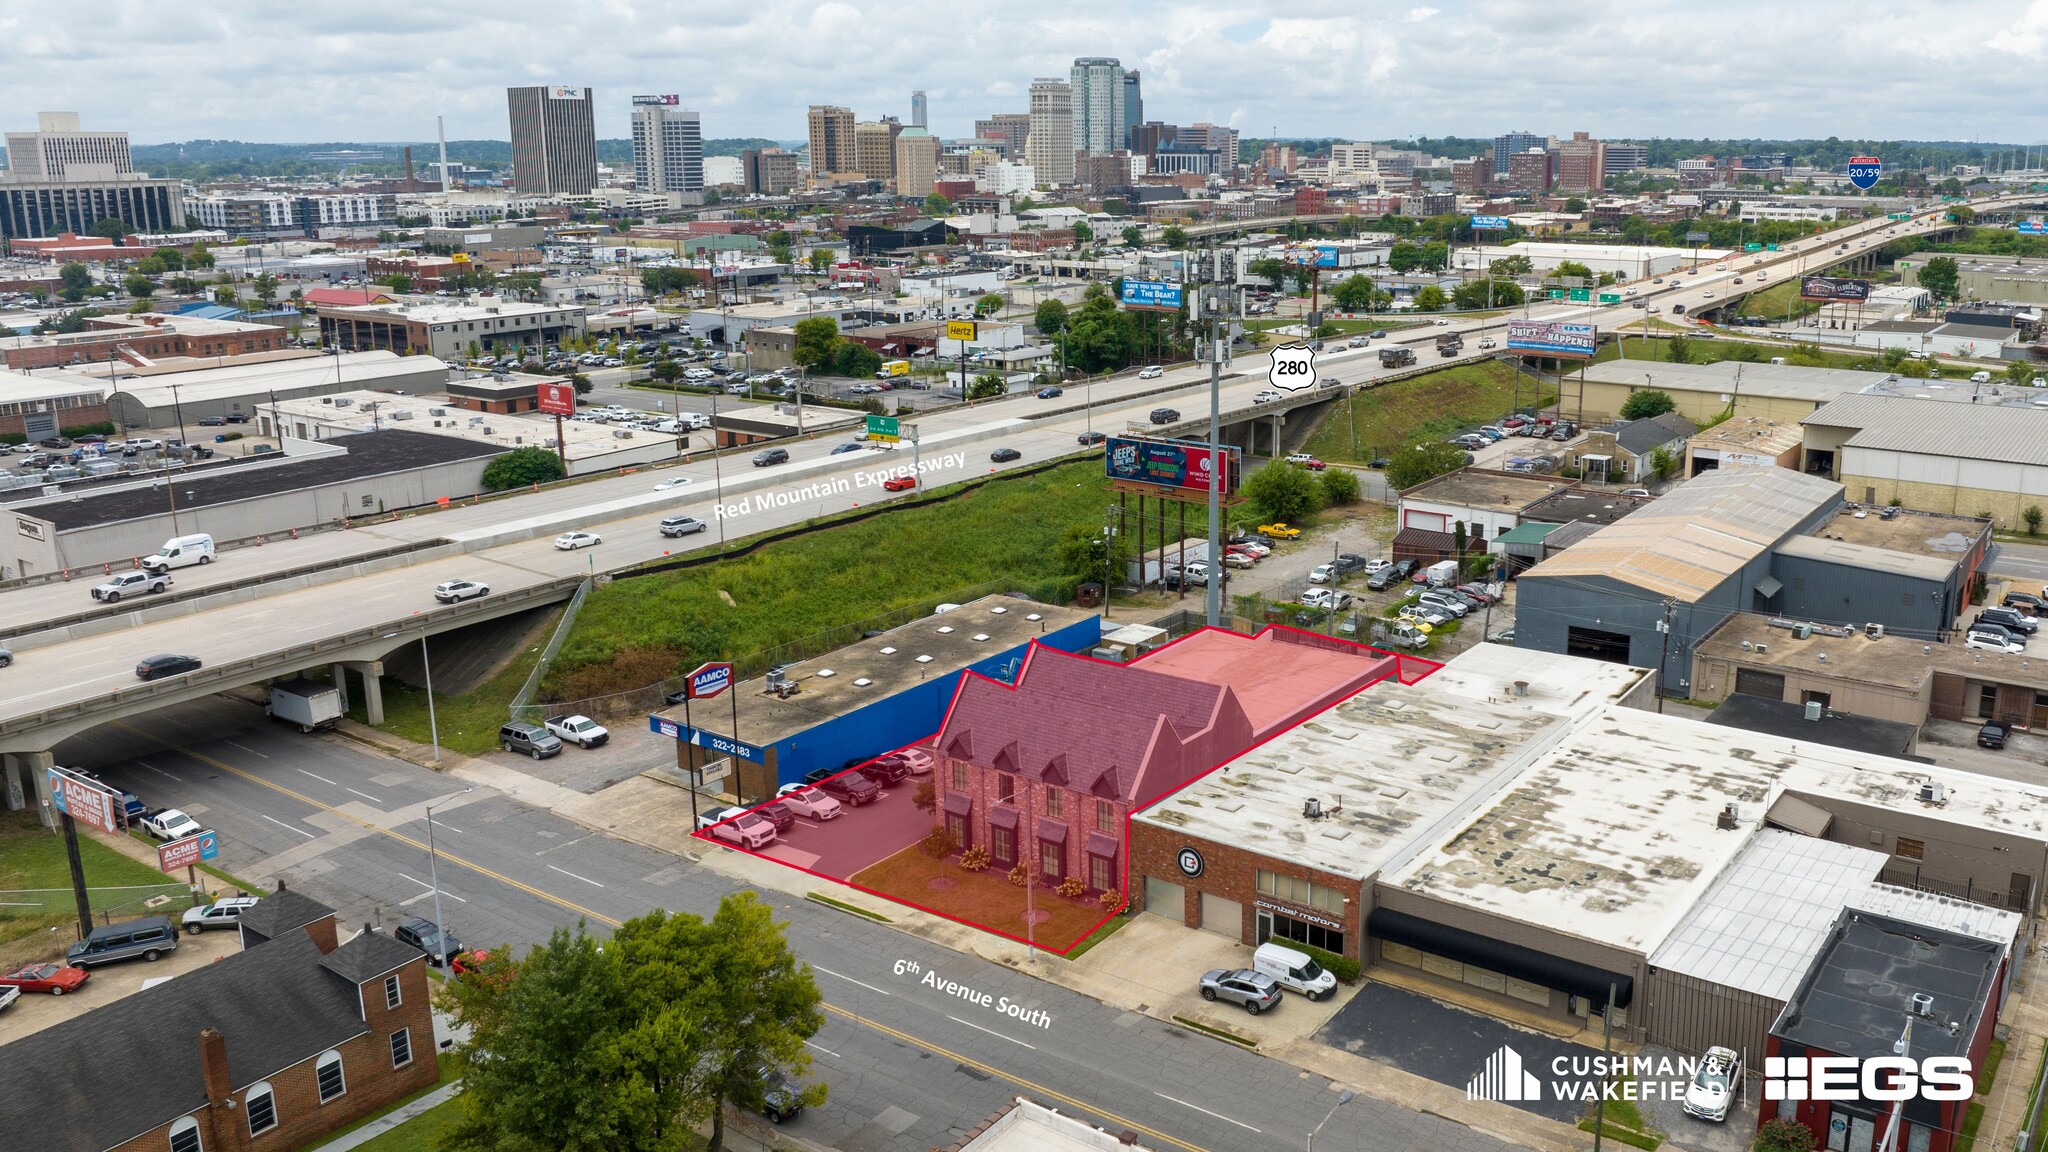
[1307,564,1337,585]
[1198,968,1283,1015]
[1486,628,1516,644]
[1966,628,2025,654]
[1252,942,1338,1001]
[67,916,178,968]
[135,653,202,681]
[1455,583,1498,605]
[1980,606,2039,635]
[752,801,796,833]
[1366,566,1403,591]
[862,754,915,785]
[1257,522,1301,539]
[1285,453,1327,471]
[499,721,564,760]
[697,805,777,849]
[1301,588,1352,610]
[894,748,936,774]
[1399,603,1451,627]
[660,515,708,537]
[990,447,1022,462]
[434,579,489,604]
[1682,1046,1742,1122]
[553,531,602,550]
[2003,591,2046,612]
[803,766,881,805]
[394,916,466,967]
[757,1063,807,1124]
[543,714,610,749]
[93,571,171,603]
[0,961,88,995]
[182,896,261,935]
[1979,720,2011,750]
[773,783,843,820]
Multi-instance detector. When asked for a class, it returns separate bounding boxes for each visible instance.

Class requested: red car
[0,962,89,995]
[882,476,917,492]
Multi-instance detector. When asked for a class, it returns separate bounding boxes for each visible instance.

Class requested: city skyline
[2,1,2046,146]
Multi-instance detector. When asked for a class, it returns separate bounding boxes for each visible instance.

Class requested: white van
[1253,942,1338,1001]
[143,534,215,574]
[1970,370,1993,384]
[1423,559,1460,587]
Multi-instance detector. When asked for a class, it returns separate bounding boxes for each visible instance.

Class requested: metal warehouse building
[1804,391,2048,529]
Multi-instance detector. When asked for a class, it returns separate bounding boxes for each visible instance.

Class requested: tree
[966,370,1005,400]
[2027,506,2044,536]
[87,218,129,244]
[1619,390,1676,420]
[123,273,155,299]
[186,243,215,269]
[919,825,960,876]
[974,293,1005,318]
[150,246,186,272]
[252,273,279,306]
[58,261,93,302]
[1121,224,1144,247]
[913,779,936,816]
[792,316,840,371]
[374,273,413,294]
[1563,197,1588,213]
[1071,220,1092,245]
[1948,205,1977,225]
[1160,225,1189,249]
[1246,257,1291,290]
[642,267,700,296]
[482,445,566,490]
[2008,361,2033,385]
[833,341,881,379]
[1052,522,1120,586]
[569,372,593,396]
[1918,256,1960,300]
[1413,285,1448,312]
[212,286,238,306]
[1385,441,1470,489]
[1034,297,1069,336]
[1649,445,1680,482]
[1242,459,1323,523]
[1753,1117,1818,1152]
[924,192,952,217]
[807,249,832,276]
[1319,468,1361,505]
[1331,274,1376,311]
[1490,253,1534,277]
[650,359,683,383]
[1666,333,1695,364]
[1549,260,1594,282]
[1452,279,1524,310]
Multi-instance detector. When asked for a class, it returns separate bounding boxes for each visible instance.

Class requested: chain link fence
[0,882,199,924]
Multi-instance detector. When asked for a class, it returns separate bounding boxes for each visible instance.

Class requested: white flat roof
[1134,645,1651,882]
[271,389,656,457]
[43,351,448,406]
[1848,883,2023,948]
[1648,828,1886,1001]
[1384,703,2048,957]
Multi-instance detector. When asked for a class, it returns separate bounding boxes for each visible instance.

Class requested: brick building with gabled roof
[933,632,1399,895]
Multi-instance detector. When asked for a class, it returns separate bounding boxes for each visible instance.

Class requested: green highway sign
[1547,289,1566,300]
[1568,288,1592,302]
[865,414,900,443]
[1744,243,1763,251]
[1598,293,1622,304]
[1888,213,1911,220]
[1765,243,1779,251]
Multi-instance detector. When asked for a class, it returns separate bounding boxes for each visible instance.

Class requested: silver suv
[1198,968,1282,1015]
[499,722,563,760]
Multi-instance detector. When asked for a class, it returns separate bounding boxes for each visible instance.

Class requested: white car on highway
[1137,365,1163,379]
[554,531,602,550]
[654,476,692,490]
[774,783,843,820]
[1253,389,1283,404]
[433,579,489,604]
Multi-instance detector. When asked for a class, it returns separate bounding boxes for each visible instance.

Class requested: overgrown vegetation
[0,809,183,968]
[1301,359,1555,464]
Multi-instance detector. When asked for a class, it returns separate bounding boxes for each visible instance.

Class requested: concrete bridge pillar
[1,754,24,812]
[5,750,58,828]
[330,663,351,715]
[347,661,386,726]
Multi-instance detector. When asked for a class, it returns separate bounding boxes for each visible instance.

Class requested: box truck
[1423,559,1460,587]
[265,678,344,733]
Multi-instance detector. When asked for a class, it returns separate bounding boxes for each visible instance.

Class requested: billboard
[1800,275,1873,302]
[632,94,681,106]
[1847,156,1882,191]
[48,768,120,834]
[1505,321,1597,358]
[1470,215,1510,231]
[945,320,979,342]
[536,382,576,416]
[1120,279,1184,311]
[1284,245,1339,268]
[158,830,219,872]
[1106,437,1241,496]
[2018,222,2047,235]
[547,86,587,100]
[686,662,734,700]
[646,716,765,763]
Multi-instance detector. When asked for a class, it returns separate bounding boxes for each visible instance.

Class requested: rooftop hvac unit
[481,426,492,435]
[429,407,447,416]
[612,429,633,439]
[432,420,442,428]
[320,397,334,405]
[1716,803,1740,830]
[1754,643,1769,654]
[1866,623,1885,639]
[765,669,788,691]
[1919,781,1947,804]
[1793,623,1813,640]
[333,397,353,408]
[1303,797,1324,820]
[390,410,413,420]
[1910,992,1935,1017]
[1805,700,1824,721]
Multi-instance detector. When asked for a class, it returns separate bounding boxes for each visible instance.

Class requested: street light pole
[420,636,441,765]
[423,787,472,963]
[1306,1090,1354,1152]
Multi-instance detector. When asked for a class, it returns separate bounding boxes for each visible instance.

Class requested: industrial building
[313,296,586,360]
[1802,391,2048,525]
[1513,467,1987,694]
[1575,358,1895,425]
[1898,251,2048,308]
[0,311,297,371]
[267,389,690,477]
[0,367,110,441]
[90,351,454,428]
[1449,243,1714,281]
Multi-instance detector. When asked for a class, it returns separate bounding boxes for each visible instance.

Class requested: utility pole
[1591,982,1619,1152]
[1655,599,1677,713]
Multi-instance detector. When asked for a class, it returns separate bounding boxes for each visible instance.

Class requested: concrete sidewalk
[308,1081,461,1152]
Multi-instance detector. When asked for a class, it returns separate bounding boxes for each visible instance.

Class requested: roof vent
[990,606,1008,614]
[879,646,897,655]
[1717,803,1740,831]
[971,633,990,642]
[852,677,873,687]
[1025,613,1042,621]
[1754,642,1768,654]
[915,655,933,664]
[1512,680,1529,697]
[1805,700,1824,721]
[936,625,954,634]
[1910,992,1935,1017]
[816,669,835,678]
[1303,797,1324,820]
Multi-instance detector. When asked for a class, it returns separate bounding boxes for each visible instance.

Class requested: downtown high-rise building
[1122,71,1143,148]
[0,111,183,238]
[1492,130,1545,178]
[911,90,928,128]
[975,113,1031,157]
[807,105,856,176]
[1069,57,1134,156]
[1556,131,1606,196]
[507,85,599,195]
[854,119,902,181]
[742,148,802,195]
[894,127,939,198]
[4,112,132,179]
[630,96,703,194]
[1026,79,1074,186]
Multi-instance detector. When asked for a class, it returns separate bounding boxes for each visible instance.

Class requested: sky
[3,1,2046,146]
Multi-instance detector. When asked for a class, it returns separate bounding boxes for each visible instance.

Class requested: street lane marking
[138,761,183,782]
[534,833,592,856]
[814,966,889,995]
[825,1005,1209,1152]
[805,1040,841,1059]
[1154,1093,1260,1132]
[398,873,467,903]
[223,741,269,759]
[298,770,340,786]
[946,1014,1037,1050]
[261,814,316,839]
[347,788,383,805]
[545,864,604,888]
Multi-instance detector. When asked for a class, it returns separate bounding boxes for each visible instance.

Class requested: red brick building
[0,313,291,370]
[0,885,440,1152]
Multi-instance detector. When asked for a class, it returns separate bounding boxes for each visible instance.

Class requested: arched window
[245,1081,277,1136]
[315,1049,346,1103]
[167,1117,202,1152]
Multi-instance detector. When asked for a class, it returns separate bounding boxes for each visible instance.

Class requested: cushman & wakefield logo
[1762,1056,1972,1102]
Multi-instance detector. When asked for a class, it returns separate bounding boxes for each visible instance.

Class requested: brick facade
[939,753,1127,894]
[107,955,436,1152]
[1128,825,1364,959]
[1,319,287,370]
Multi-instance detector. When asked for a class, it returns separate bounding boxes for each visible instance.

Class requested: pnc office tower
[631,96,703,193]
[507,85,599,195]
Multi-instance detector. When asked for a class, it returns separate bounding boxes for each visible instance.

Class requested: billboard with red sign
[48,768,120,834]
[1105,437,1242,497]
[158,830,219,872]
[536,381,576,416]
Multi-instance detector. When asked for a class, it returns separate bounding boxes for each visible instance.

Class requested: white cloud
[0,1,2036,145]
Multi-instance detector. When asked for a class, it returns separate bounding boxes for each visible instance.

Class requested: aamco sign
[1269,342,1317,392]
[536,381,576,416]
[687,662,734,699]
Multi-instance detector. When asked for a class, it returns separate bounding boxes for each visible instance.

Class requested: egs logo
[1763,1056,1972,1102]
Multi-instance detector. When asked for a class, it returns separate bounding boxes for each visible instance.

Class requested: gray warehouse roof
[1805,392,2048,465]
[1581,359,1896,404]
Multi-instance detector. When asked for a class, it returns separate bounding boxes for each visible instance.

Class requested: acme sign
[1764,1056,1972,1102]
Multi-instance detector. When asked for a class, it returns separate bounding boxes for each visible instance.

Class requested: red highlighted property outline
[693,623,1444,955]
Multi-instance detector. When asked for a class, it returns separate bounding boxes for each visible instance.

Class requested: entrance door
[1256,909,1273,944]
[1143,877,1184,923]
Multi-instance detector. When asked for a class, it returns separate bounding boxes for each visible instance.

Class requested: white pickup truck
[543,715,610,749]
[141,809,202,841]
[92,571,171,603]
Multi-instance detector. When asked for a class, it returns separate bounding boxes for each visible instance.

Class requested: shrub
[1007,863,1030,888]
[482,445,566,490]
[1056,877,1086,900]
[539,644,688,704]
[1754,1117,1817,1152]
[60,421,117,438]
[1319,468,1361,505]
[1098,888,1124,914]
[960,846,990,872]
[1297,943,1363,983]
[2026,505,2043,536]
